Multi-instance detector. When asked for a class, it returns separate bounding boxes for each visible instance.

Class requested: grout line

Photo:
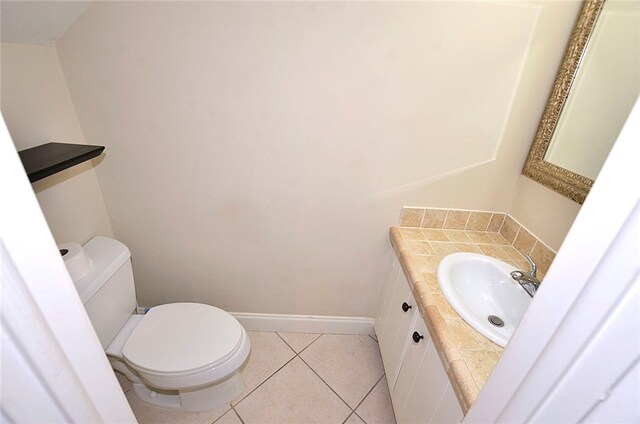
[234,331,325,409]
[463,211,472,231]
[497,213,507,235]
[482,213,490,232]
[211,406,242,424]
[512,225,522,253]
[354,411,368,424]
[231,407,245,424]
[296,333,323,355]
[232,354,297,408]
[275,331,298,355]
[297,354,354,412]
[504,213,556,253]
[441,209,451,230]
[425,239,436,255]
[342,411,369,424]
[210,408,232,424]
[488,213,497,233]
[418,208,426,229]
[351,374,385,414]
[341,412,356,424]
[275,331,323,355]
[530,240,539,258]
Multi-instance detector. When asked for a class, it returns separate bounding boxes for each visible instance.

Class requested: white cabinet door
[374,255,401,341]
[376,254,463,424]
[392,316,463,424]
[391,315,432,418]
[378,272,417,389]
[431,385,464,424]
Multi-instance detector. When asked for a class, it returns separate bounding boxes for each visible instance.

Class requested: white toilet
[71,236,250,411]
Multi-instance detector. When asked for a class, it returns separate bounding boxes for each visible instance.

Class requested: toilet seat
[122,303,244,379]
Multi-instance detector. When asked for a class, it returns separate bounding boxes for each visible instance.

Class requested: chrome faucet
[511,256,540,297]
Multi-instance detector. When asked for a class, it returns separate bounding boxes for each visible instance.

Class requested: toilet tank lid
[74,236,131,304]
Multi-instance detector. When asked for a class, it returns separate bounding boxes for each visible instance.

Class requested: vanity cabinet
[375,256,463,423]
[375,257,417,388]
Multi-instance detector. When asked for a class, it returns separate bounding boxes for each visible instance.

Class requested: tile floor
[116,332,396,424]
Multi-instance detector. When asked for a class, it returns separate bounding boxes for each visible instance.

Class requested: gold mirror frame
[523,0,605,204]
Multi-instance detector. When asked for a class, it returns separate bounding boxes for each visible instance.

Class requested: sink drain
[488,315,504,327]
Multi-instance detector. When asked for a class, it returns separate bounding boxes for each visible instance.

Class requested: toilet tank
[73,236,137,348]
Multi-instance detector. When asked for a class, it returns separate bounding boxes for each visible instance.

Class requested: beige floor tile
[344,413,366,424]
[115,371,132,393]
[234,357,351,424]
[300,334,384,408]
[214,409,243,424]
[356,377,397,424]
[125,390,229,424]
[233,331,296,404]
[278,332,321,353]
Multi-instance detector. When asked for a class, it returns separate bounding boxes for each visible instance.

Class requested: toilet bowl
[68,237,250,411]
[106,303,251,411]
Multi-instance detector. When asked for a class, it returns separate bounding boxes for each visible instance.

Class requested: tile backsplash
[399,207,556,275]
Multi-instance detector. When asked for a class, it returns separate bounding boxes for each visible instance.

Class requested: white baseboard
[230,312,375,335]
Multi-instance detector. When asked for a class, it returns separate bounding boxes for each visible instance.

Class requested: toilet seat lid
[122,303,242,374]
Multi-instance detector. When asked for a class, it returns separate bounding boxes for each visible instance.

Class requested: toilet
[71,236,250,411]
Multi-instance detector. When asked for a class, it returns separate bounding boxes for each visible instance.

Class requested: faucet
[510,256,540,297]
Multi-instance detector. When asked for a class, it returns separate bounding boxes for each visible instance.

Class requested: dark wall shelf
[18,142,105,183]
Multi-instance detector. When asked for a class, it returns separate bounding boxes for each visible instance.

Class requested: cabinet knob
[401,302,412,312]
[412,331,424,343]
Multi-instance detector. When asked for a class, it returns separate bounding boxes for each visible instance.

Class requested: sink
[436,252,532,347]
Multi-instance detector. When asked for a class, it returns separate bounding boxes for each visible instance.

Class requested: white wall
[508,176,580,252]
[1,43,114,244]
[55,1,580,316]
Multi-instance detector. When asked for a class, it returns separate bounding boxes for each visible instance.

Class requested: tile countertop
[388,226,538,414]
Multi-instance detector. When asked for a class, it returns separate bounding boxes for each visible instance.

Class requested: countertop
[388,225,533,413]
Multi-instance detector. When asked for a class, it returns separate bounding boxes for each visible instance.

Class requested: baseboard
[229,312,375,335]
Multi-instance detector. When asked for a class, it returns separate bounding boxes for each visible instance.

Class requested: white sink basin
[436,252,532,347]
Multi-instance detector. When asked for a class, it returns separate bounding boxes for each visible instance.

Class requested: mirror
[523,0,640,204]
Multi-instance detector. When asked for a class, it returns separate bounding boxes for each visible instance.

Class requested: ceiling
[1,1,91,46]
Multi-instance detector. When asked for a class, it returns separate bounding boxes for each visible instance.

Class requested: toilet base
[132,371,244,412]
